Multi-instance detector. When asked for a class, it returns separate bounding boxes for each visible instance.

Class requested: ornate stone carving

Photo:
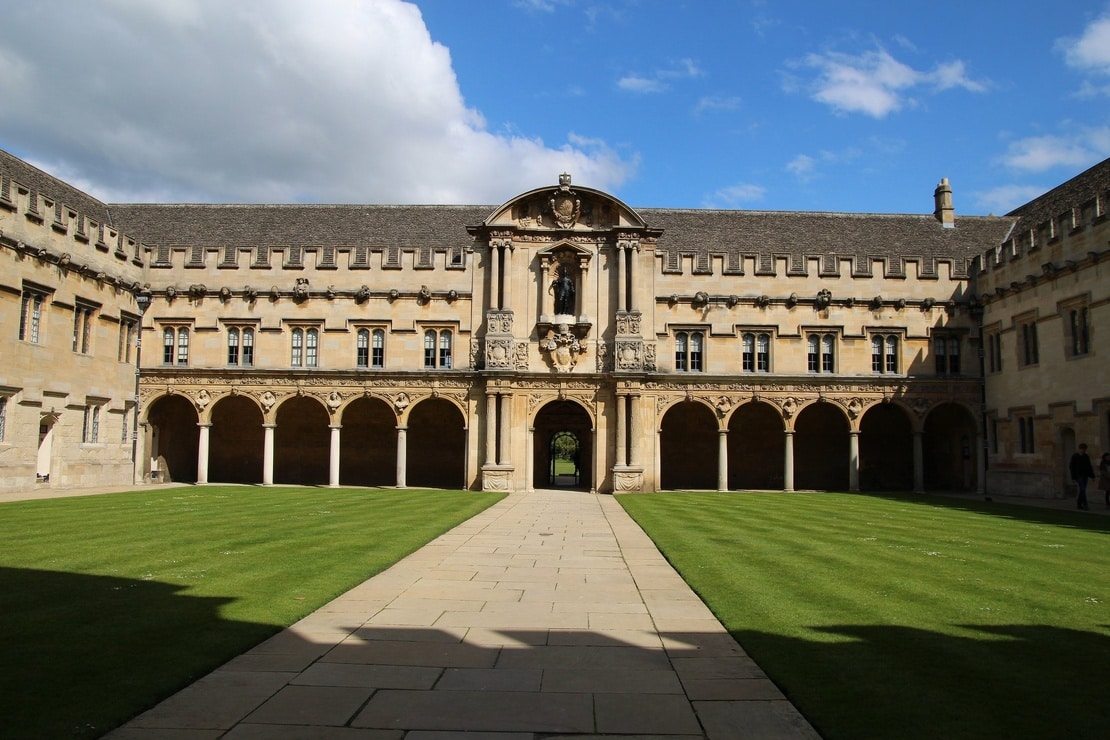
[482,468,514,491]
[195,389,211,410]
[539,323,585,373]
[487,309,513,334]
[816,288,832,309]
[548,173,581,228]
[260,391,277,412]
[615,311,641,336]
[392,392,410,413]
[514,342,529,371]
[644,342,657,371]
[325,391,343,412]
[485,338,516,369]
[293,277,309,301]
[612,469,644,492]
[780,396,798,418]
[614,339,643,371]
[715,396,733,418]
[846,397,863,418]
[596,340,611,372]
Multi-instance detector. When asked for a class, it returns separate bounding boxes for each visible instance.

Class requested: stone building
[2,148,1106,497]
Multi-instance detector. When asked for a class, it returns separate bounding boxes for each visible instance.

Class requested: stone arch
[209,394,264,483]
[407,397,466,488]
[794,400,850,490]
[532,399,593,490]
[859,401,914,491]
[660,400,718,490]
[274,394,330,485]
[145,393,199,484]
[341,396,398,486]
[923,402,978,491]
[727,400,785,490]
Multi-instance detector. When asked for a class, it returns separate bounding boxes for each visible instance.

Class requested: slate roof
[0,149,112,224]
[1,147,1016,265]
[1005,156,1110,232]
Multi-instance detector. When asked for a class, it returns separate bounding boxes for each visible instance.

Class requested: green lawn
[619,491,1110,740]
[0,486,503,739]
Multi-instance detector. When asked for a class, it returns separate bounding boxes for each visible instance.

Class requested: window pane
[228,328,239,365]
[372,329,384,368]
[689,332,702,372]
[424,330,436,368]
[439,331,452,369]
[291,328,303,366]
[306,329,318,367]
[177,328,189,365]
[756,334,769,372]
[242,329,254,366]
[163,328,174,364]
[357,329,369,367]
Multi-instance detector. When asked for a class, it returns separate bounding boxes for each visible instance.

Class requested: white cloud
[972,185,1047,215]
[0,0,634,203]
[694,96,742,114]
[618,59,702,95]
[705,183,766,208]
[786,154,817,179]
[1060,14,1110,76]
[790,47,987,118]
[998,129,1110,172]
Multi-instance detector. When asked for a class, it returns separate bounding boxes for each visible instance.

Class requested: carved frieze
[486,309,514,335]
[485,338,517,369]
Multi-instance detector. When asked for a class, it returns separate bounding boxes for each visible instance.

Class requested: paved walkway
[105,489,819,739]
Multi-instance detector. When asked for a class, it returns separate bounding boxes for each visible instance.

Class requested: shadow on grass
[733,621,1110,740]
[856,490,1110,533]
[0,566,280,739]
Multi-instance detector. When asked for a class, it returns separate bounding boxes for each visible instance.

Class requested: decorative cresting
[548,172,582,229]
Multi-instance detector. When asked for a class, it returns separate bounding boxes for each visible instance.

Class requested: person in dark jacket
[1069,443,1096,511]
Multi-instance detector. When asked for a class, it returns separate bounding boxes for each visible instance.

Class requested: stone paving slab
[106,489,819,739]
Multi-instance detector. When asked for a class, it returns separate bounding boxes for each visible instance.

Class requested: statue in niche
[550,265,576,316]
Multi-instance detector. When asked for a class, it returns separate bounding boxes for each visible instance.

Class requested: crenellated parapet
[0,169,146,291]
[145,242,469,272]
[973,175,1109,303]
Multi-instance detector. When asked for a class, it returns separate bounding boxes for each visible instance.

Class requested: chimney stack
[934,178,955,228]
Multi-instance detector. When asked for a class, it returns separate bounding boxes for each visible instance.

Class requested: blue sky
[1,1,1108,215]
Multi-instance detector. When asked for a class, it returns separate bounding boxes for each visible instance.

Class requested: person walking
[1098,452,1110,508]
[1069,443,1096,511]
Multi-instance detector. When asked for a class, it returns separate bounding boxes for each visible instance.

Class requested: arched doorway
[145,394,199,483]
[794,401,850,491]
[533,400,592,490]
[727,401,784,490]
[209,395,263,483]
[923,402,977,491]
[341,397,398,486]
[660,401,717,490]
[407,398,466,488]
[549,430,581,487]
[274,396,329,485]
[859,402,914,491]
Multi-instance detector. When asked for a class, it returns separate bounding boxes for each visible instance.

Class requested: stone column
[655,427,662,491]
[615,393,627,466]
[848,430,860,492]
[526,427,534,492]
[976,433,986,496]
[485,392,498,465]
[196,423,210,485]
[329,424,341,487]
[784,431,795,492]
[489,243,501,310]
[626,245,635,312]
[396,425,408,488]
[628,395,639,466]
[579,261,590,322]
[503,245,512,311]
[913,431,925,493]
[498,394,512,466]
[717,429,728,492]
[262,424,275,485]
[616,244,626,313]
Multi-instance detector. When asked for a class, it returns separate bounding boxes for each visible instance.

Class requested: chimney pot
[934,178,955,228]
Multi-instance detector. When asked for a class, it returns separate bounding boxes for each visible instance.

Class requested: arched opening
[794,401,850,491]
[660,401,717,490]
[533,400,592,490]
[727,401,784,490]
[549,431,581,487]
[923,402,977,491]
[341,397,397,486]
[407,398,465,488]
[146,394,199,483]
[209,395,264,483]
[274,396,329,485]
[859,402,914,491]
